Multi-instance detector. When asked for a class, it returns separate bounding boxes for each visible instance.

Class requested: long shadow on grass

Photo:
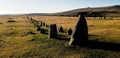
[76,35,120,52]
[86,35,120,51]
[57,34,70,41]
[78,40,120,52]
[57,35,120,52]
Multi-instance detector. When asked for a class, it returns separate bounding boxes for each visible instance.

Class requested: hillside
[51,5,120,16]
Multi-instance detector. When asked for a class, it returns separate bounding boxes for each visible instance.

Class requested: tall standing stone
[48,24,57,38]
[69,14,88,46]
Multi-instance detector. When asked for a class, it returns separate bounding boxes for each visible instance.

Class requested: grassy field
[0,16,120,58]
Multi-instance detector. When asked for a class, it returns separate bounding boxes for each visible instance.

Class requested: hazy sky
[0,0,119,14]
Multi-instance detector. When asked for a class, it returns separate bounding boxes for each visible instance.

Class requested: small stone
[67,28,72,35]
[59,26,64,32]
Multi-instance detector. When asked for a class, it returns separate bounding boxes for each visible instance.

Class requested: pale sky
[0,0,119,14]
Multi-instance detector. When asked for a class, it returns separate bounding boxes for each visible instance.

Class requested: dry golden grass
[32,16,77,29]
[31,16,120,43]
[0,16,120,58]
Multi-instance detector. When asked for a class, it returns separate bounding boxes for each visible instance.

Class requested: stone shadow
[77,40,120,52]
[57,34,120,52]
[57,34,70,41]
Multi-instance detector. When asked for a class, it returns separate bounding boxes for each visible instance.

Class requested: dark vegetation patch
[7,20,16,22]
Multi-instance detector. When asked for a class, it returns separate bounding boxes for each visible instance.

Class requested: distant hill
[51,5,120,17]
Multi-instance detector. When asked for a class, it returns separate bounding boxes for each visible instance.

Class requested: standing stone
[42,22,45,27]
[48,24,57,38]
[31,21,34,24]
[45,24,49,27]
[67,28,72,35]
[59,26,64,32]
[34,23,38,27]
[37,26,41,31]
[40,28,46,34]
[40,22,42,26]
[30,18,33,21]
[69,14,88,46]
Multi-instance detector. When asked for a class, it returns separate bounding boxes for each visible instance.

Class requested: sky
[0,0,119,14]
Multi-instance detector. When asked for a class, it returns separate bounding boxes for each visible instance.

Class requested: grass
[0,16,120,58]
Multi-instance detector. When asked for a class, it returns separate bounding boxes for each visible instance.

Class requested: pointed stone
[59,26,64,32]
[69,14,88,46]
